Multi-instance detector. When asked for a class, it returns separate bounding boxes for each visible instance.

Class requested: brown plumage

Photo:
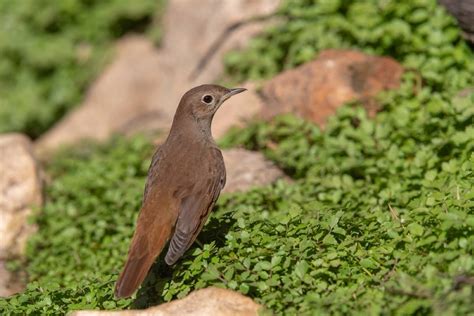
[114,84,246,298]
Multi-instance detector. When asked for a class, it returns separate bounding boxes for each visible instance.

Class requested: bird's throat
[195,116,214,140]
[169,114,214,144]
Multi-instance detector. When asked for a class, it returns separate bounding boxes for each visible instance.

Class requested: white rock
[0,133,43,296]
[71,287,261,316]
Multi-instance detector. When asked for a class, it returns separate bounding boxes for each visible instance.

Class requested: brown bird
[114,84,246,298]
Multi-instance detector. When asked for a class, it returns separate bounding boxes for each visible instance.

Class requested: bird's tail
[114,251,155,298]
[114,209,174,298]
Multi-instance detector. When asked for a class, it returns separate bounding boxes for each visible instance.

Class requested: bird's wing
[142,148,162,202]
[115,148,179,298]
[164,148,226,265]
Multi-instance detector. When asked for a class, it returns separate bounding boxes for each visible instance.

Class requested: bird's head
[177,84,246,120]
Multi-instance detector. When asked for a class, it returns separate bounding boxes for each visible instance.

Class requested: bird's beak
[222,88,247,102]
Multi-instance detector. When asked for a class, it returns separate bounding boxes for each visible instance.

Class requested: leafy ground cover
[1,86,472,314]
[1,0,473,314]
[0,0,163,138]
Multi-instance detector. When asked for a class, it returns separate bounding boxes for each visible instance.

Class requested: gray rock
[222,148,288,193]
[440,0,474,43]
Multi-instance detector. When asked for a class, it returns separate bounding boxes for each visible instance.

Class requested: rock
[70,287,261,316]
[0,133,43,296]
[35,36,168,155]
[260,49,404,127]
[222,149,287,193]
[440,0,474,43]
[0,261,24,298]
[212,83,263,139]
[156,0,279,119]
[36,0,280,155]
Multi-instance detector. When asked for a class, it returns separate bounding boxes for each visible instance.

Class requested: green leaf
[295,260,309,279]
[323,234,338,245]
[408,223,424,237]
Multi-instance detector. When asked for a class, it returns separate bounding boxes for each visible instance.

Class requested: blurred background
[0,0,163,138]
[0,0,472,148]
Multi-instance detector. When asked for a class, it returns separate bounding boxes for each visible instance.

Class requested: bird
[114,84,246,298]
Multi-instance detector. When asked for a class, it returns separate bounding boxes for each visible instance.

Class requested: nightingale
[114,84,246,298]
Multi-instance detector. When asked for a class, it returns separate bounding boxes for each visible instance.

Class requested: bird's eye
[202,95,214,104]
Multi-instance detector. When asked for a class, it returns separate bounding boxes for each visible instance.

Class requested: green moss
[0,0,164,138]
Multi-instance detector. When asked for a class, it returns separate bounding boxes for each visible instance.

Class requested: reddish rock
[260,49,404,126]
